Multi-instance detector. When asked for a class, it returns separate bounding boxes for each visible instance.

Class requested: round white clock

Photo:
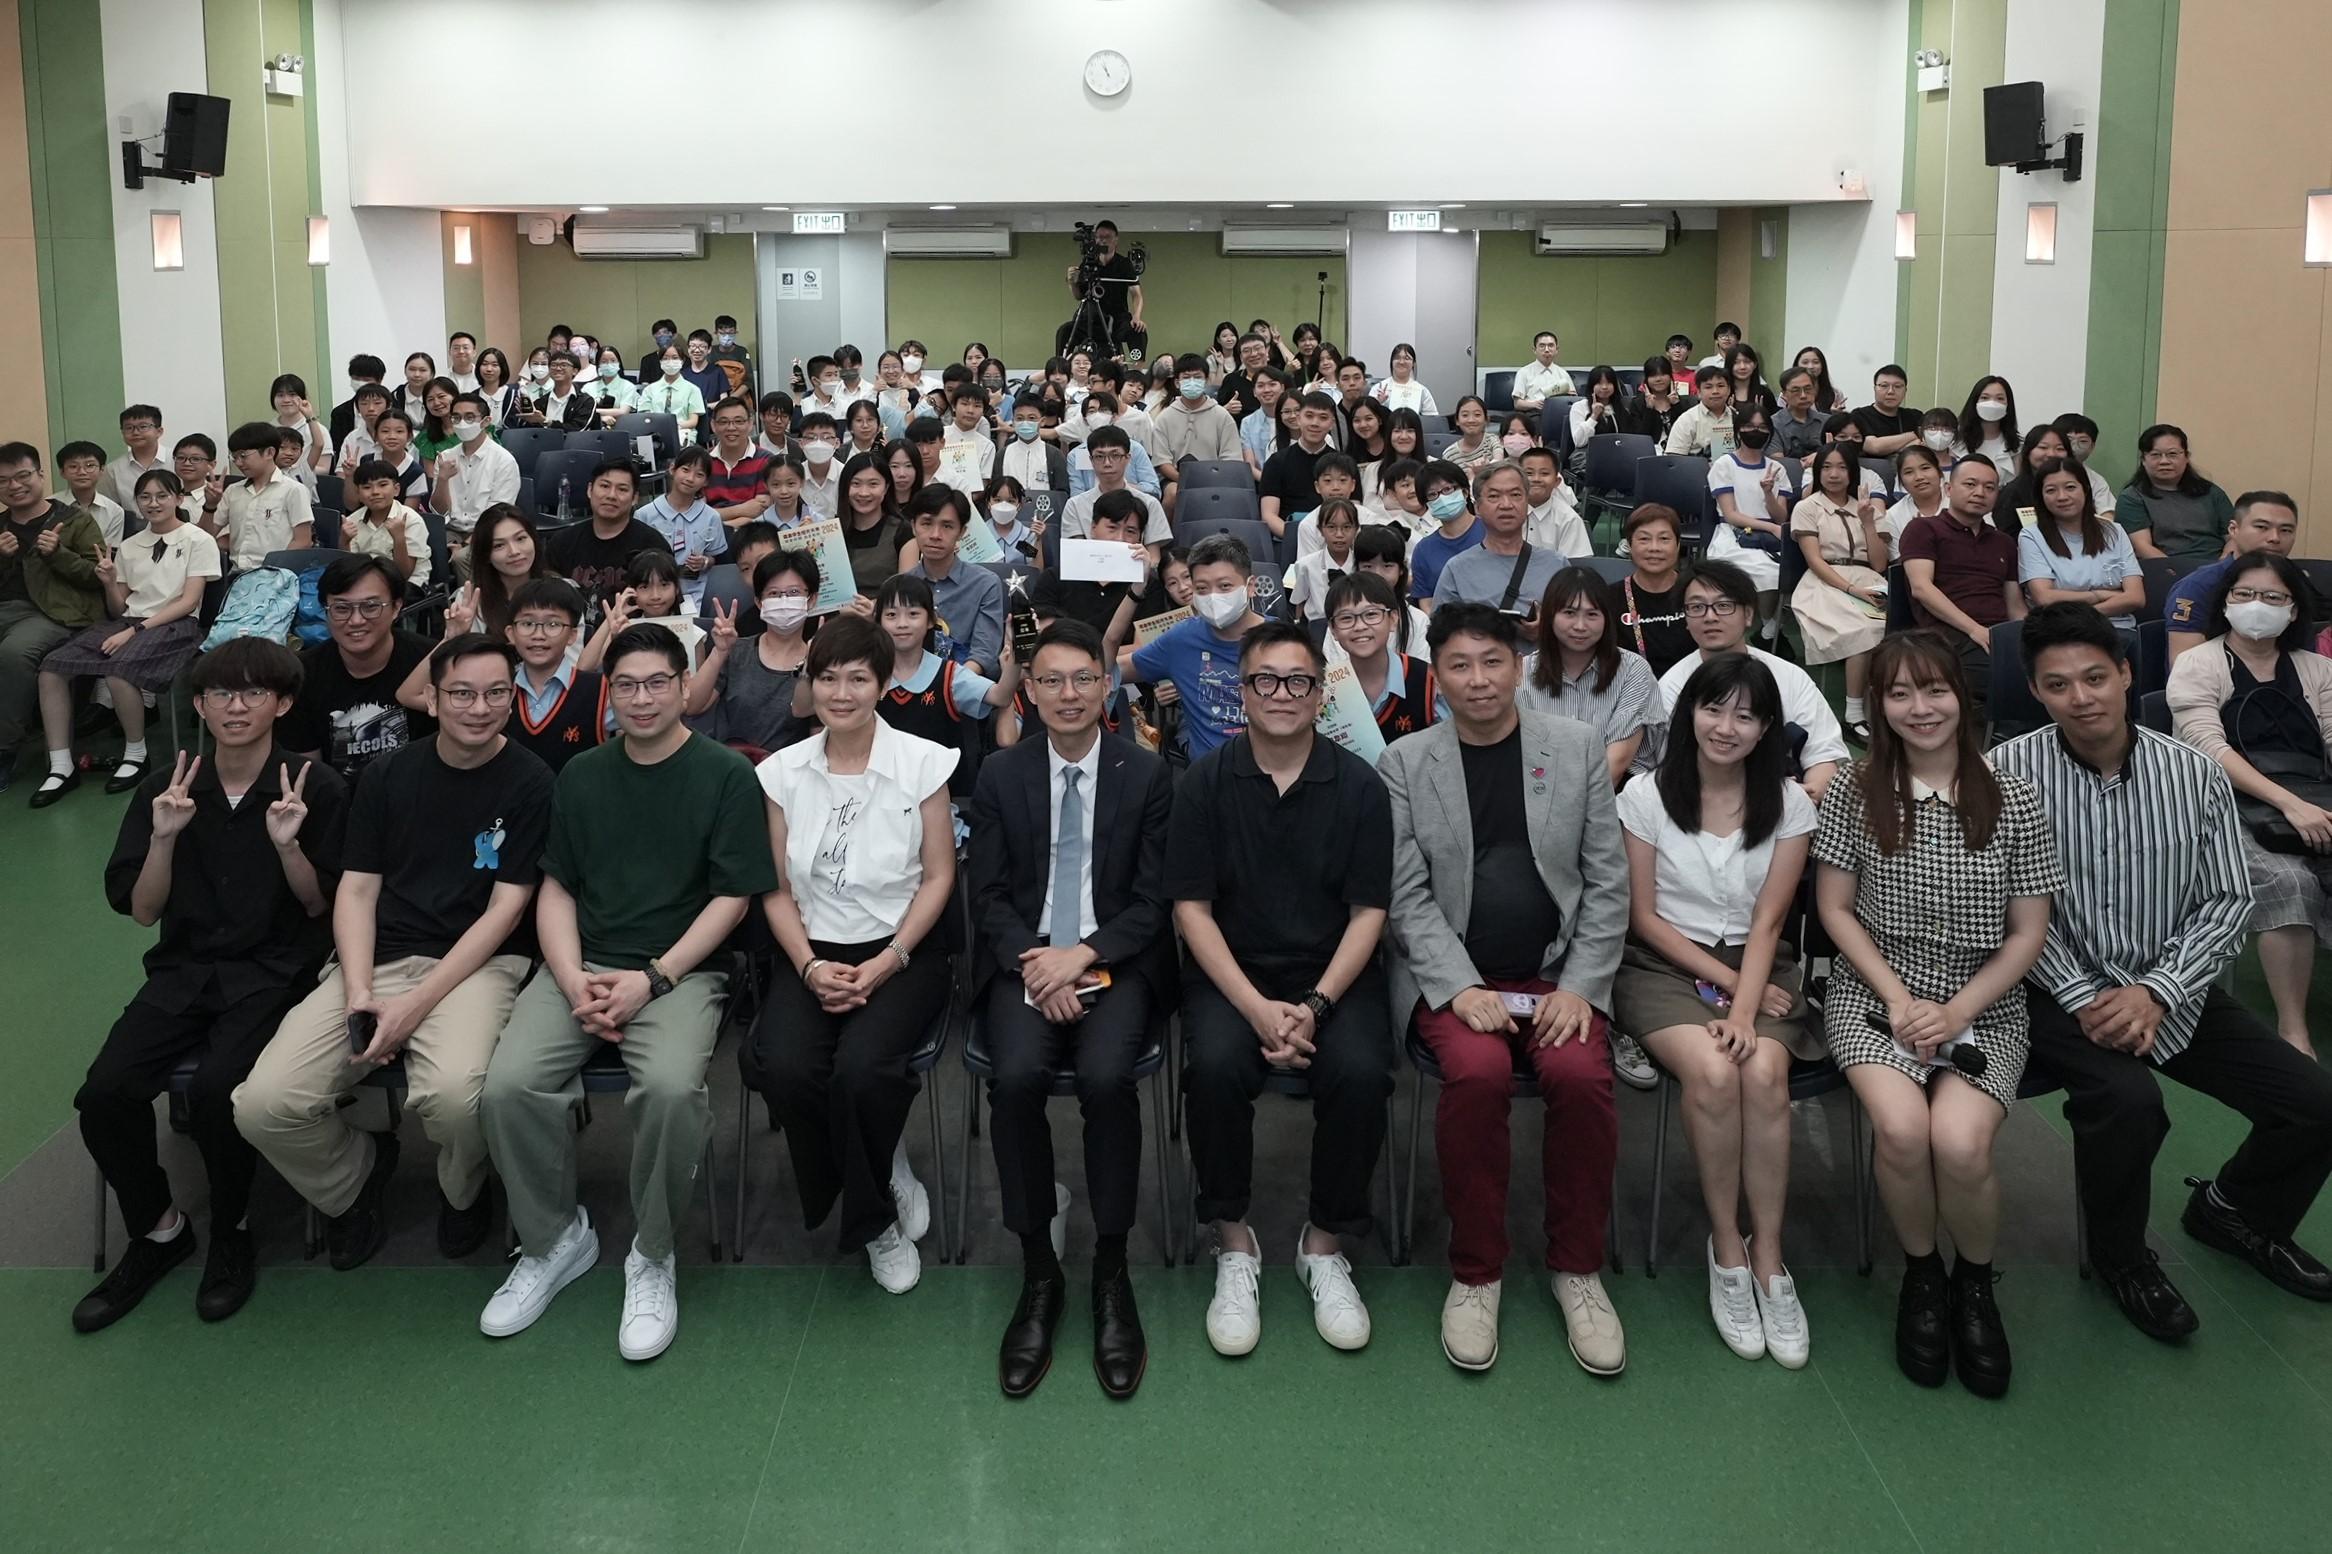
[1083,49,1131,97]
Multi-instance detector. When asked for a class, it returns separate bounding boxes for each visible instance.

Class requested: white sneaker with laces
[1708,1238,1765,1360]
[1206,1244,1262,1356]
[891,1136,930,1243]
[867,1220,921,1294]
[1049,1181,1070,1262]
[619,1243,679,1362]
[1608,1032,1658,1091]
[1296,1225,1371,1350]
[1750,1240,1810,1369]
[479,1208,599,1338]
[1441,1279,1502,1370]
[1553,1270,1627,1375]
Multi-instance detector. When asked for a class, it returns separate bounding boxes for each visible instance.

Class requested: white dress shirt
[1039,738,1102,943]
[438,437,521,536]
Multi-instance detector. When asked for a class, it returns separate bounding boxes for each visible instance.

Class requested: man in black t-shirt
[1848,363,1921,456]
[1257,393,1340,539]
[283,554,437,779]
[542,460,665,611]
[237,637,554,1269]
[1057,220,1147,359]
[1377,604,1629,1377]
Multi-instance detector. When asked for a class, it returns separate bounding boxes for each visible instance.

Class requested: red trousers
[1415,977,1616,1285]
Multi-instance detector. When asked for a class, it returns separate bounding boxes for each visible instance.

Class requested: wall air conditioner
[1221,226,1344,256]
[885,226,1013,258]
[568,222,703,259]
[1534,223,1669,257]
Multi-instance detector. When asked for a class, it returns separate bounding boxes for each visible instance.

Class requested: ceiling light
[578,205,608,214]
[1620,201,1649,208]
[762,205,790,212]
[929,204,956,211]
[1266,202,1294,209]
[1440,203,1465,209]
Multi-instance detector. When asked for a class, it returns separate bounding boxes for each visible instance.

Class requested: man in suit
[967,620,1173,1399]
[1378,602,1630,1377]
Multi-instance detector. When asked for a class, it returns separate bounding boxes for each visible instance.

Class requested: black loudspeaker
[162,92,230,178]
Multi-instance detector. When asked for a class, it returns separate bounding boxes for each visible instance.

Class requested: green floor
[5,773,2332,1552]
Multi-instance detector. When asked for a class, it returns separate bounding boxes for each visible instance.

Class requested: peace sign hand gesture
[265,761,311,849]
[708,597,739,653]
[151,752,201,840]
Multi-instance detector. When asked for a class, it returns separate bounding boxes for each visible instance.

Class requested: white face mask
[1975,399,2008,423]
[1193,587,1248,628]
[2227,600,2294,642]
[760,597,810,634]
[1085,411,1113,428]
[900,355,924,374]
[817,379,842,399]
[1922,429,1955,451]
[661,359,683,377]
[450,419,483,442]
[990,501,1019,526]
[529,363,549,381]
[800,440,836,464]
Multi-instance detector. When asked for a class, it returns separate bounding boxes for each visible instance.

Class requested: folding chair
[1632,455,1715,554]
[497,427,568,484]
[1987,621,2050,741]
[611,412,681,468]
[1581,433,1656,530]
[1172,486,1262,535]
[1885,564,1916,633]
[315,474,346,513]
[310,507,344,551]
[1178,460,1254,492]
[562,429,634,466]
[531,452,605,521]
[2137,689,2171,735]
[1482,370,1518,414]
[577,1045,724,1262]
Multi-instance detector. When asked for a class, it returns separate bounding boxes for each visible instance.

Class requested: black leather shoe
[1894,1259,1950,1387]
[195,1226,256,1322]
[1092,1266,1147,1400]
[2182,1176,2332,1301]
[2097,1249,2199,1341]
[999,1275,1066,1398]
[103,758,148,794]
[71,1227,196,1333]
[1948,1263,2012,1399]
[28,769,79,808]
[438,1181,493,1260]
[326,1132,400,1272]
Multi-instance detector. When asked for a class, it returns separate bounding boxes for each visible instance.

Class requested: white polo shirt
[438,437,521,536]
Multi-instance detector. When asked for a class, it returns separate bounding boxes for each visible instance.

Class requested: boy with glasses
[502,579,610,771]
[1655,560,1846,803]
[100,404,169,512]
[283,555,436,779]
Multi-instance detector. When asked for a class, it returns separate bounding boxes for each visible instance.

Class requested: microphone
[1863,1011,1987,1080]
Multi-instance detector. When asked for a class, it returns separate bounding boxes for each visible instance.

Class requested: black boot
[2182,1176,2332,1301]
[71,1226,196,1333]
[1092,1265,1147,1400]
[998,1275,1066,1398]
[1894,1253,1949,1387]
[1948,1258,2011,1399]
[2096,1249,2199,1342]
[326,1132,400,1272]
[195,1225,256,1322]
[438,1181,494,1260]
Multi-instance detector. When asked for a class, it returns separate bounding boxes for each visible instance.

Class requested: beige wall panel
[2166,0,2332,234]
[2158,227,2320,513]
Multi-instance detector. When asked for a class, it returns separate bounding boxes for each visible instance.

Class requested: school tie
[1051,766,1084,949]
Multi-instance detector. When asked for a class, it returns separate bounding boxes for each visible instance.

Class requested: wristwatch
[1299,989,1335,1025]
[887,941,912,971]
[643,958,675,1000]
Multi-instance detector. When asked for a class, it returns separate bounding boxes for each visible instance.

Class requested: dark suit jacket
[329,393,363,457]
[509,391,597,432]
[966,733,1177,1005]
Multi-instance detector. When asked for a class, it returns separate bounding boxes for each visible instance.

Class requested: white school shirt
[67,490,127,546]
[799,466,841,521]
[118,522,222,617]
[1513,361,1576,402]
[1373,378,1439,416]
[345,501,434,586]
[1525,493,1593,558]
[1038,738,1101,943]
[758,719,955,944]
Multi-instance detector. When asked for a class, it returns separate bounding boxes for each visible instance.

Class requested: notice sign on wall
[774,269,825,302]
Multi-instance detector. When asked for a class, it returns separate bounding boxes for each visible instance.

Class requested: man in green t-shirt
[478,624,777,1362]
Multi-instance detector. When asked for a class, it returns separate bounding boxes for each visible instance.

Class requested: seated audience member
[478,623,774,1361]
[1258,393,1342,538]
[635,447,728,612]
[1991,422,2115,530]
[29,471,218,805]
[589,347,639,425]
[703,396,772,525]
[1001,398,1070,492]
[501,579,608,771]
[982,477,1042,565]
[1350,524,1431,660]
[543,461,665,609]
[1664,368,1736,460]
[1656,562,1846,802]
[750,614,956,1294]
[936,385,998,495]
[1814,632,2060,1397]
[364,410,431,507]
[1850,364,1921,457]
[2014,459,2143,629]
[1996,604,2332,1341]
[1614,503,1694,676]
[1374,454,1428,534]
[1519,447,1591,558]
[894,430,938,508]
[219,420,315,570]
[966,619,1175,1397]
[1431,462,1566,614]
[450,504,553,639]
[100,402,170,512]
[172,432,226,533]
[1031,491,1148,652]
[1239,369,1294,475]
[874,572,1017,794]
[235,636,552,1268]
[1443,396,1500,475]
[1616,357,1684,443]
[519,352,597,432]
[1152,349,1245,498]
[841,399,887,462]
[1723,345,1774,417]
[754,455,816,533]
[1705,407,1793,604]
[1170,622,1395,1357]
[688,549,817,754]
[583,549,706,670]
[274,423,319,496]
[1898,458,2021,708]
[0,443,107,795]
[796,414,844,518]
[1617,654,1821,1365]
[430,393,520,544]
[1512,330,1577,411]
[1381,604,1628,1374]
[637,345,708,436]
[1125,533,1265,759]
[1883,446,1949,542]
[836,451,906,600]
[2119,423,2235,567]
[1567,367,1626,461]
[1323,572,1435,740]
[1063,425,1171,549]
[2166,553,2332,1056]
[1956,377,2021,478]
[70,639,348,1331]
[904,485,1006,672]
[57,439,127,545]
[346,457,433,586]
[1768,368,1828,461]
[1789,444,1892,741]
[1372,341,1440,417]
[284,555,437,780]
[1288,452,1367,560]
[1287,498,1364,622]
[1519,566,1663,789]
[2166,491,2302,658]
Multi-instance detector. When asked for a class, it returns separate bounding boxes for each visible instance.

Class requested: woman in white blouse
[1372,343,1440,416]
[1612,652,1818,1367]
[750,614,958,1296]
[1882,446,1947,544]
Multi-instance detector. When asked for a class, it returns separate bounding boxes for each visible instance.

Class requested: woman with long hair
[474,347,518,428]
[453,503,553,638]
[1956,376,2021,480]
[838,450,907,598]
[1724,344,1774,416]
[1789,443,1892,740]
[1521,565,1663,787]
[1790,346,1846,413]
[2014,457,2143,627]
[1444,395,1498,474]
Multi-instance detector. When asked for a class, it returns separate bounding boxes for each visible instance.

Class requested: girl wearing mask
[1789,444,1892,740]
[1373,343,1440,416]
[688,548,820,754]
[1409,458,1486,603]
[1444,395,1498,474]
[1498,413,1540,462]
[2014,458,2143,629]
[1956,377,2021,480]
[514,347,553,421]
[640,345,707,437]
[591,346,639,426]
[1706,406,1794,601]
[982,475,1042,565]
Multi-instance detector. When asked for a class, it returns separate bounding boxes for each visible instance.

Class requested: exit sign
[1387,209,1442,232]
[792,211,846,235]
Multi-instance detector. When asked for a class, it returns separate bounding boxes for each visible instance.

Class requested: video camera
[1070,221,1146,300]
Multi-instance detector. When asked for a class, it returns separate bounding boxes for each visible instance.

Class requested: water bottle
[557,475,572,525]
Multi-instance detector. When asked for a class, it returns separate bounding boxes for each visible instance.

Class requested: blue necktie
[1051,767,1085,949]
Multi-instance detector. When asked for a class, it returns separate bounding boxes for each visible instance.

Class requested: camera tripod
[1057,283,1141,362]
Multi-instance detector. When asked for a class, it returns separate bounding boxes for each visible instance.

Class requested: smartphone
[1695,979,1732,1009]
[346,1010,378,1055]
[1498,991,1541,1018]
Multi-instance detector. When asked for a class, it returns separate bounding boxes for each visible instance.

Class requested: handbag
[2224,674,2332,855]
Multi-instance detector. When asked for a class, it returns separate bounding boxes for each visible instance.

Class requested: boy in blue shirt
[635,446,727,611]
[1126,532,1266,758]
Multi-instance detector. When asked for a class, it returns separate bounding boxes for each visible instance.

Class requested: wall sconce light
[2024,202,2057,264]
[150,210,184,270]
[1758,218,1779,260]
[1894,210,1917,260]
[307,215,330,265]
[2308,191,2332,267]
[453,221,473,265]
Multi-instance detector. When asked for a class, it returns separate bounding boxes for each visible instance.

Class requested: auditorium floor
[4,775,2331,1552]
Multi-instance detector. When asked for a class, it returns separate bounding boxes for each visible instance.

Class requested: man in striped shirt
[1994,604,2332,1342]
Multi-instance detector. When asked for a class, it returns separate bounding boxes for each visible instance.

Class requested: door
[1411,231,1479,413]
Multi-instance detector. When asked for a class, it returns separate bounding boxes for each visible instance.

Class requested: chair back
[1541,396,1579,458]
[1174,485,1262,532]
[310,506,344,551]
[1584,433,1655,494]
[532,452,606,519]
[497,427,567,482]
[1631,455,1714,551]
[1885,564,1915,632]
[1987,621,2051,738]
[1423,429,1460,457]
[563,428,633,465]
[1179,460,1253,491]
[1580,555,1633,586]
[1481,369,1518,413]
[314,473,346,513]
[2137,690,2172,735]
[612,412,681,467]
[2138,555,2187,624]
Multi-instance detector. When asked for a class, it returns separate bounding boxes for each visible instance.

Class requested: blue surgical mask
[1427,491,1467,521]
[716,332,736,347]
[1179,376,1209,400]
[1014,421,1041,442]
[914,401,940,420]
[654,331,675,348]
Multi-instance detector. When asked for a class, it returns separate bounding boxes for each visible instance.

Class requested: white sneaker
[1553,1270,1627,1375]
[1751,1242,1810,1369]
[1608,1032,1658,1091]
[1206,1243,1262,1356]
[1049,1181,1070,1262]
[891,1136,930,1243]
[618,1242,678,1362]
[1708,1239,1764,1360]
[867,1220,921,1293]
[480,1208,599,1338]
[1296,1225,1371,1351]
[1441,1279,1502,1371]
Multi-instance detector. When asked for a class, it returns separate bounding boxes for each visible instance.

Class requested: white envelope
[1061,537,1147,583]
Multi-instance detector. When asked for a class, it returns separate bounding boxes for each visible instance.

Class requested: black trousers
[1182,961,1393,1237]
[2025,983,2332,1267]
[1953,636,1994,716]
[746,938,952,1251]
[77,974,303,1237]
[984,974,1152,1239]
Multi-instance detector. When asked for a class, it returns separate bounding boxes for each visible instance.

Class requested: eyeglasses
[1330,607,1391,630]
[0,469,43,485]
[1242,671,1320,699]
[1030,671,1106,692]
[763,590,810,604]
[510,617,573,636]
[325,599,392,621]
[439,685,514,709]
[197,687,267,709]
[610,673,680,699]
[2227,588,2294,607]
[1683,599,1742,619]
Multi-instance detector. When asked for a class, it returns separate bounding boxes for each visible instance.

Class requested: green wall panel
[1474,229,1719,371]
[442,213,485,341]
[515,233,759,363]
[1748,208,1789,354]
[1898,0,2006,405]
[19,0,122,447]
[2084,0,2179,475]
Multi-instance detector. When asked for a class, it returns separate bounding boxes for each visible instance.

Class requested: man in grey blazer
[1378,603,1630,1377]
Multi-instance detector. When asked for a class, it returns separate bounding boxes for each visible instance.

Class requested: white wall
[101,0,226,438]
[342,0,1909,209]
[1346,229,1420,386]
[1986,0,2103,417]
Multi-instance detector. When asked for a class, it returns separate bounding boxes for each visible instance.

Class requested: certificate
[1062,537,1146,584]
[938,438,987,491]
[1131,605,1192,648]
[956,520,1006,564]
[778,519,857,614]
[1314,659,1386,764]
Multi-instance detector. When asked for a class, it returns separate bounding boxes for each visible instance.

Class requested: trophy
[1006,569,1040,665]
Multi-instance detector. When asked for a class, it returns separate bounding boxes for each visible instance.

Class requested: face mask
[661,359,683,377]
[817,379,841,399]
[1737,428,1771,451]
[801,440,836,464]
[760,597,810,634]
[1194,587,1249,629]
[1922,429,1955,451]
[1179,377,1209,401]
[529,363,549,381]
[990,502,1019,526]
[1500,433,1533,455]
[598,362,619,380]
[1976,399,2008,423]
[451,419,483,442]
[716,333,737,347]
[2069,437,2094,460]
[1085,411,1113,428]
[1013,421,1041,442]
[2227,601,2294,642]
[1427,491,1467,522]
[900,355,924,374]
[654,331,675,348]
[913,401,940,421]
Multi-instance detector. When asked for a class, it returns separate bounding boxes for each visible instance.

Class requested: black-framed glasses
[1330,607,1390,631]
[325,599,392,621]
[1242,671,1320,699]
[510,617,573,636]
[2227,588,2294,608]
[1683,599,1742,619]
[611,673,680,699]
[439,685,514,709]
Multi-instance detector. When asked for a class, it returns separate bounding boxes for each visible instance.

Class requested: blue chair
[1541,396,1579,458]
[310,506,344,551]
[611,412,681,467]
[531,452,605,520]
[562,428,634,466]
[1859,457,1899,502]
[2138,555,2189,625]
[314,474,346,513]
[515,477,535,519]
[1171,489,1266,544]
[264,546,356,577]
[1632,455,1714,553]
[1424,430,1461,458]
[1583,433,1656,509]
[1482,369,1518,413]
[498,427,568,483]
[2135,618,2169,696]
[1178,460,1253,491]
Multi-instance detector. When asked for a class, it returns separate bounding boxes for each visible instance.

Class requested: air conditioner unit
[1221,226,1344,256]
[1534,222,1669,256]
[885,226,1013,258]
[569,222,702,259]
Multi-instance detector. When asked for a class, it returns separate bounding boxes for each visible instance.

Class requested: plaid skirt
[2245,833,2332,942]
[40,617,203,688]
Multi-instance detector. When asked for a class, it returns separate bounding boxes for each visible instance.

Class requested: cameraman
[1059,220,1147,359]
